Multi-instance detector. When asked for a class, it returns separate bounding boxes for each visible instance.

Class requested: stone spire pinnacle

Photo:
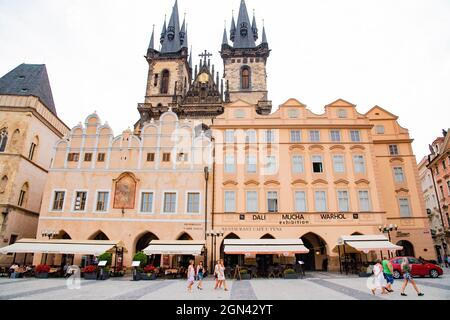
[233,0,256,48]
[252,9,258,41]
[261,21,268,45]
[160,15,167,44]
[180,13,187,48]
[148,25,155,50]
[230,12,236,42]
[222,23,229,45]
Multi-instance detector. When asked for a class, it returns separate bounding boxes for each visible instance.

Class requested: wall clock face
[198,72,209,83]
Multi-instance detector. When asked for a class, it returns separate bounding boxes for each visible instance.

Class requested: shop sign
[320,213,347,220]
[279,213,310,225]
[253,214,266,221]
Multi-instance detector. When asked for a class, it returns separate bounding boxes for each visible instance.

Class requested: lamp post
[378,224,398,258]
[206,229,224,274]
[204,167,209,270]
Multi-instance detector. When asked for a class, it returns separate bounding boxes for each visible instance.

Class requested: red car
[390,256,443,279]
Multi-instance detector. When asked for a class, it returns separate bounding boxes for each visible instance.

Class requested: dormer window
[167,26,175,41]
[240,22,248,37]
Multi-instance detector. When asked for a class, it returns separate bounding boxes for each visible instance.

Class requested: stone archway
[220,233,241,268]
[89,230,109,240]
[297,232,328,271]
[396,240,415,257]
[135,232,160,266]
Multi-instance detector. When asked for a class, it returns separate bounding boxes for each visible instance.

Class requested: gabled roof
[280,98,306,108]
[365,105,398,119]
[325,98,356,108]
[0,63,57,115]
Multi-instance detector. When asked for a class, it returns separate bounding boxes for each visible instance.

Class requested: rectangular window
[18,190,26,207]
[187,192,200,214]
[350,130,361,142]
[358,190,371,211]
[67,153,79,162]
[163,192,177,213]
[295,191,307,212]
[292,155,304,174]
[333,155,345,173]
[246,191,258,213]
[267,191,278,213]
[225,130,235,144]
[337,190,349,212]
[290,130,302,143]
[265,130,275,143]
[140,192,154,213]
[147,153,155,162]
[312,155,323,173]
[315,191,327,212]
[399,198,411,217]
[224,191,236,213]
[376,125,385,134]
[389,145,399,156]
[338,109,347,118]
[97,153,105,162]
[74,191,87,211]
[245,130,256,144]
[246,155,257,173]
[443,160,447,170]
[7,235,18,255]
[52,191,65,211]
[225,155,236,173]
[353,155,366,174]
[162,153,171,162]
[394,167,405,183]
[330,130,341,142]
[447,180,450,194]
[84,153,92,162]
[28,143,36,160]
[265,155,277,174]
[96,192,109,212]
[309,130,320,142]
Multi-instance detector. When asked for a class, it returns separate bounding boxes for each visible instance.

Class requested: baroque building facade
[0,64,69,266]
[2,0,433,271]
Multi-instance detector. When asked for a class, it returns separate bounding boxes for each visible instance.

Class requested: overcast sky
[1,0,449,159]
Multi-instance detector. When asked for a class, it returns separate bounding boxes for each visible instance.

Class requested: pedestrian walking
[370,260,388,295]
[400,257,424,297]
[187,259,196,293]
[218,259,229,291]
[444,255,449,268]
[196,261,205,290]
[382,257,394,292]
[214,260,221,289]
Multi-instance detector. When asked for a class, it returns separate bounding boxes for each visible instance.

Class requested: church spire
[180,14,187,48]
[148,25,155,50]
[233,0,256,48]
[222,24,228,46]
[252,10,258,41]
[161,0,182,53]
[261,22,268,45]
[230,13,236,42]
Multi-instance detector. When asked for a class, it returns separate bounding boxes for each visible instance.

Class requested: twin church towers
[138,0,271,126]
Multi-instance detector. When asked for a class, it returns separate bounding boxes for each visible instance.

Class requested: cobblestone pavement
[0,272,449,300]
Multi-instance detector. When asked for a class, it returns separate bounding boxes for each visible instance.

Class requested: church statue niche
[113,172,139,209]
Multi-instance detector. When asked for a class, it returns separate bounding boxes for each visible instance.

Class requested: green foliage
[133,252,147,267]
[98,252,112,266]
[284,268,296,275]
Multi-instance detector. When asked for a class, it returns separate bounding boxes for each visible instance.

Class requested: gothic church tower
[221,0,271,114]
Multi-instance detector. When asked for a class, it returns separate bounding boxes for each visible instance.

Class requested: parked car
[390,256,443,279]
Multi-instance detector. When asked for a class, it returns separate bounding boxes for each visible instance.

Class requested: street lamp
[206,229,224,273]
[204,167,210,270]
[378,224,398,258]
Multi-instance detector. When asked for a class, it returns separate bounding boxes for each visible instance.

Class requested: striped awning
[223,239,309,255]
[143,240,205,256]
[0,239,125,255]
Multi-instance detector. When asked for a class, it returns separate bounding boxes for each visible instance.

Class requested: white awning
[223,239,309,255]
[143,240,205,256]
[0,239,125,255]
[337,235,403,253]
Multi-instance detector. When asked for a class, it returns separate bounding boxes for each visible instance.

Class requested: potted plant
[82,265,98,280]
[35,264,50,279]
[283,268,298,279]
[97,252,112,280]
[132,252,148,281]
[239,269,251,280]
[141,265,157,280]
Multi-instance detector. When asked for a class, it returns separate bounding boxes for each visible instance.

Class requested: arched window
[0,128,8,152]
[161,70,170,94]
[28,136,39,160]
[0,176,8,193]
[241,67,251,90]
[18,182,29,207]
